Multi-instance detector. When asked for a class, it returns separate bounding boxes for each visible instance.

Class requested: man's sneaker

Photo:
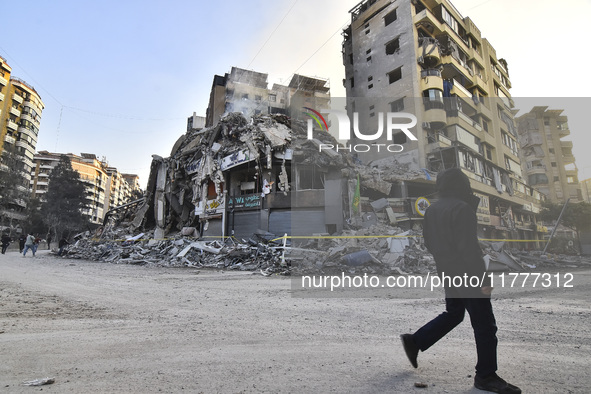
[474,373,521,393]
[400,334,418,368]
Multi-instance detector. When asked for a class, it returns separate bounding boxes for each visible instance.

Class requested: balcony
[7,119,18,131]
[413,9,443,36]
[418,37,441,67]
[450,79,472,99]
[0,75,7,86]
[15,140,30,150]
[10,106,20,117]
[23,100,42,112]
[469,73,488,93]
[12,94,23,104]
[447,109,482,133]
[4,135,15,145]
[426,132,453,151]
[0,92,4,101]
[562,154,575,165]
[423,108,447,129]
[556,123,569,137]
[20,112,35,124]
[18,127,38,144]
[420,72,443,91]
[526,165,547,175]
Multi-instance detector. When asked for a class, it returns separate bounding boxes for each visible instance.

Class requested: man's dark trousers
[411,294,498,377]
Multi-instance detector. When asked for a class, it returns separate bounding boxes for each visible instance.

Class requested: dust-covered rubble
[58,228,290,276]
[63,111,589,276]
[57,220,591,278]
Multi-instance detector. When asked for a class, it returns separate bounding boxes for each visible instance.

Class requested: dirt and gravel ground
[1,248,590,393]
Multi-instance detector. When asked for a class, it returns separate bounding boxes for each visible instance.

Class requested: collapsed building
[61,65,584,272]
[130,112,355,242]
[64,110,589,274]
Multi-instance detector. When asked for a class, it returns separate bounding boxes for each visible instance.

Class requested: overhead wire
[293,19,350,74]
[246,0,299,70]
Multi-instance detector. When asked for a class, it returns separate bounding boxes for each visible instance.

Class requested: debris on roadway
[54,112,590,276]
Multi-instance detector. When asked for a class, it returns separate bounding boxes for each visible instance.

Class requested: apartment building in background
[581,178,591,204]
[206,67,330,127]
[516,107,582,204]
[0,55,45,227]
[30,151,142,224]
[341,0,545,243]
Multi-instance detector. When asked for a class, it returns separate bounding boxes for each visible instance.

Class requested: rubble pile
[499,247,591,270]
[130,112,349,237]
[62,111,588,276]
[291,223,435,276]
[59,228,290,275]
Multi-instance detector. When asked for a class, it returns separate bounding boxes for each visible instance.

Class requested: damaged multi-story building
[133,67,358,241]
[516,107,582,204]
[206,67,330,127]
[138,112,354,241]
[341,0,546,243]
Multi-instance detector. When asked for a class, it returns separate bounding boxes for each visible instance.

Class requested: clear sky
[2,0,590,189]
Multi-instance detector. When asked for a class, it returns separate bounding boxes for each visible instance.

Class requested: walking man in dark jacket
[400,168,521,394]
[1,232,11,254]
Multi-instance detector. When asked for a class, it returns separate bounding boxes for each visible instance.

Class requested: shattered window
[384,9,397,26]
[298,167,324,190]
[389,98,404,112]
[385,37,400,55]
[388,67,402,84]
[393,132,407,144]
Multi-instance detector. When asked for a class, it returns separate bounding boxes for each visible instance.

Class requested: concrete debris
[62,111,588,276]
[63,211,589,277]
[291,221,591,276]
[291,222,434,276]
[128,112,351,236]
[55,227,290,275]
[22,377,55,386]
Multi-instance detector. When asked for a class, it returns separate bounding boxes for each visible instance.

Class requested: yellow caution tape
[269,235,544,243]
[88,235,542,244]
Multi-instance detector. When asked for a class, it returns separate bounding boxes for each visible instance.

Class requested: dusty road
[1,249,590,393]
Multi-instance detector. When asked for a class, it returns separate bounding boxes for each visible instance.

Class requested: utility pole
[542,198,570,255]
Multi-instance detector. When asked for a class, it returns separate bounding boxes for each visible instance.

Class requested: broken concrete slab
[370,198,389,212]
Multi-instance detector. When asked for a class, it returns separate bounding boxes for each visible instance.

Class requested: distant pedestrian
[23,232,36,257]
[33,234,42,254]
[19,234,26,253]
[1,232,11,254]
[57,237,70,256]
[47,233,52,250]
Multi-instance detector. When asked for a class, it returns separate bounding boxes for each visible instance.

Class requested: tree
[0,143,30,232]
[540,200,591,253]
[40,155,88,238]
